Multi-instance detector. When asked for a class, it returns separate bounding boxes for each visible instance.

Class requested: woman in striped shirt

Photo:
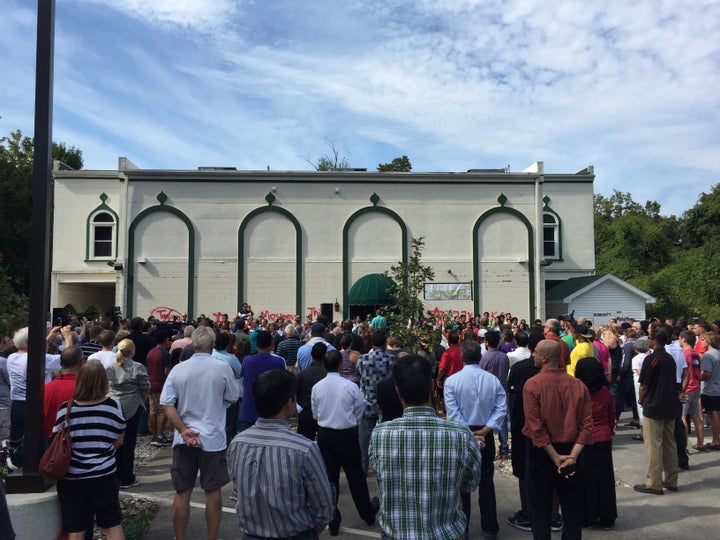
[53,360,126,540]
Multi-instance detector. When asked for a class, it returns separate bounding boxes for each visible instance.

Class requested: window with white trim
[543,212,559,259]
[90,211,116,259]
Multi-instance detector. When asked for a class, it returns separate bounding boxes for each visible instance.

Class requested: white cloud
[81,0,239,31]
[1,0,719,217]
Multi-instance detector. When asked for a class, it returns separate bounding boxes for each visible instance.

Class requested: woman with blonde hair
[54,360,126,540]
[106,339,150,488]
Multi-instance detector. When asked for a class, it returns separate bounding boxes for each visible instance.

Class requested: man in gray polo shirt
[161,326,241,540]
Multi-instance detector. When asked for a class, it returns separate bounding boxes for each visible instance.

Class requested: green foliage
[52,141,83,170]
[594,190,661,222]
[377,155,412,172]
[0,130,35,297]
[0,261,29,337]
[383,237,438,351]
[0,129,83,335]
[594,187,720,322]
[680,184,720,249]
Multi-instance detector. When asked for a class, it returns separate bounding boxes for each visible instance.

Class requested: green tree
[594,191,678,281]
[377,155,412,172]
[383,237,438,351]
[680,184,720,249]
[0,256,28,337]
[0,129,83,331]
[594,186,720,322]
[52,141,83,170]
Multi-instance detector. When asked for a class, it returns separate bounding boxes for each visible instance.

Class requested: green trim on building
[237,195,303,316]
[85,193,119,262]
[127,192,195,318]
[342,195,408,319]
[472,199,536,320]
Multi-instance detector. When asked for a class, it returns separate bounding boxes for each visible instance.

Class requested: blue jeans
[611,373,637,420]
[9,400,25,467]
[359,414,378,475]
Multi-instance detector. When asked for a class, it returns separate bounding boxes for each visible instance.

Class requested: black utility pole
[6,0,56,494]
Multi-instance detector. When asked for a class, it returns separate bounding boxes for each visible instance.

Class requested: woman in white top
[631,339,650,441]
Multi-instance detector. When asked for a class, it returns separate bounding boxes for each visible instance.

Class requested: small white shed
[545,274,656,326]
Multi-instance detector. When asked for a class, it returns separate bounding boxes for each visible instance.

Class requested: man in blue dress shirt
[445,340,507,539]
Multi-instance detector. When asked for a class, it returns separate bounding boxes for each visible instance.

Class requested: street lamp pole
[5,0,56,494]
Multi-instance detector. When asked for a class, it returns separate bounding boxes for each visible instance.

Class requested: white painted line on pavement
[336,526,381,537]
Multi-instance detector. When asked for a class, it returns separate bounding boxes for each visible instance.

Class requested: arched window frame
[542,200,563,261]
[472,194,536,321]
[342,193,408,319]
[237,192,303,316]
[126,191,195,319]
[85,194,119,261]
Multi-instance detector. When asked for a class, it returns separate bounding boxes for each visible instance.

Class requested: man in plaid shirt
[357,332,395,474]
[370,354,482,540]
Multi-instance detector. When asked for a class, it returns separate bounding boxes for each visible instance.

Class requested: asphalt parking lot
[127,415,719,539]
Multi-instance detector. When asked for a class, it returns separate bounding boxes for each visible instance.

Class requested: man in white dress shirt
[312,349,379,536]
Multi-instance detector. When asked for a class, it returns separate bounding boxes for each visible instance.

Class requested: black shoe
[507,511,532,532]
[364,496,380,525]
[679,462,690,470]
[633,483,663,495]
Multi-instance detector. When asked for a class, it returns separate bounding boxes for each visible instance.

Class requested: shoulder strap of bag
[64,400,72,429]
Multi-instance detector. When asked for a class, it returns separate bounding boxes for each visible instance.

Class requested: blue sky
[1,0,719,217]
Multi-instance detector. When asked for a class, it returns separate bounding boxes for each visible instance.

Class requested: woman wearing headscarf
[575,357,617,529]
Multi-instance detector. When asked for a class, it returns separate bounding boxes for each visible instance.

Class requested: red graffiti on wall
[427,307,476,320]
[148,307,314,323]
[149,306,183,321]
[259,310,301,321]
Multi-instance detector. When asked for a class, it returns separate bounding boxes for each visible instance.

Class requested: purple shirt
[480,349,510,387]
[238,352,286,423]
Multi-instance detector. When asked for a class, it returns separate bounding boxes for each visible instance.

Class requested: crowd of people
[0,307,719,539]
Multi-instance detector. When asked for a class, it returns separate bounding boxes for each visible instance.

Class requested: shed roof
[546,274,655,304]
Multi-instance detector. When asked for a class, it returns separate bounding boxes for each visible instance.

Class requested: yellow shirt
[568,341,595,377]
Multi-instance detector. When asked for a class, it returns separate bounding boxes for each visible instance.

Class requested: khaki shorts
[171,445,229,492]
[148,393,161,415]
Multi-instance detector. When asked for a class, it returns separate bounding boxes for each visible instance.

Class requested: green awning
[348,273,396,305]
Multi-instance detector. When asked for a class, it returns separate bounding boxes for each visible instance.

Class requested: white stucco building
[50,159,596,324]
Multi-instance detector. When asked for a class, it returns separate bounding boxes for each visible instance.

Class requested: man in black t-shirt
[634,328,680,495]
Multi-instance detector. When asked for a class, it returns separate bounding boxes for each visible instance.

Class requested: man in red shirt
[43,346,83,438]
[543,319,570,370]
[522,339,593,539]
[436,332,464,415]
[146,328,172,447]
[438,332,464,382]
